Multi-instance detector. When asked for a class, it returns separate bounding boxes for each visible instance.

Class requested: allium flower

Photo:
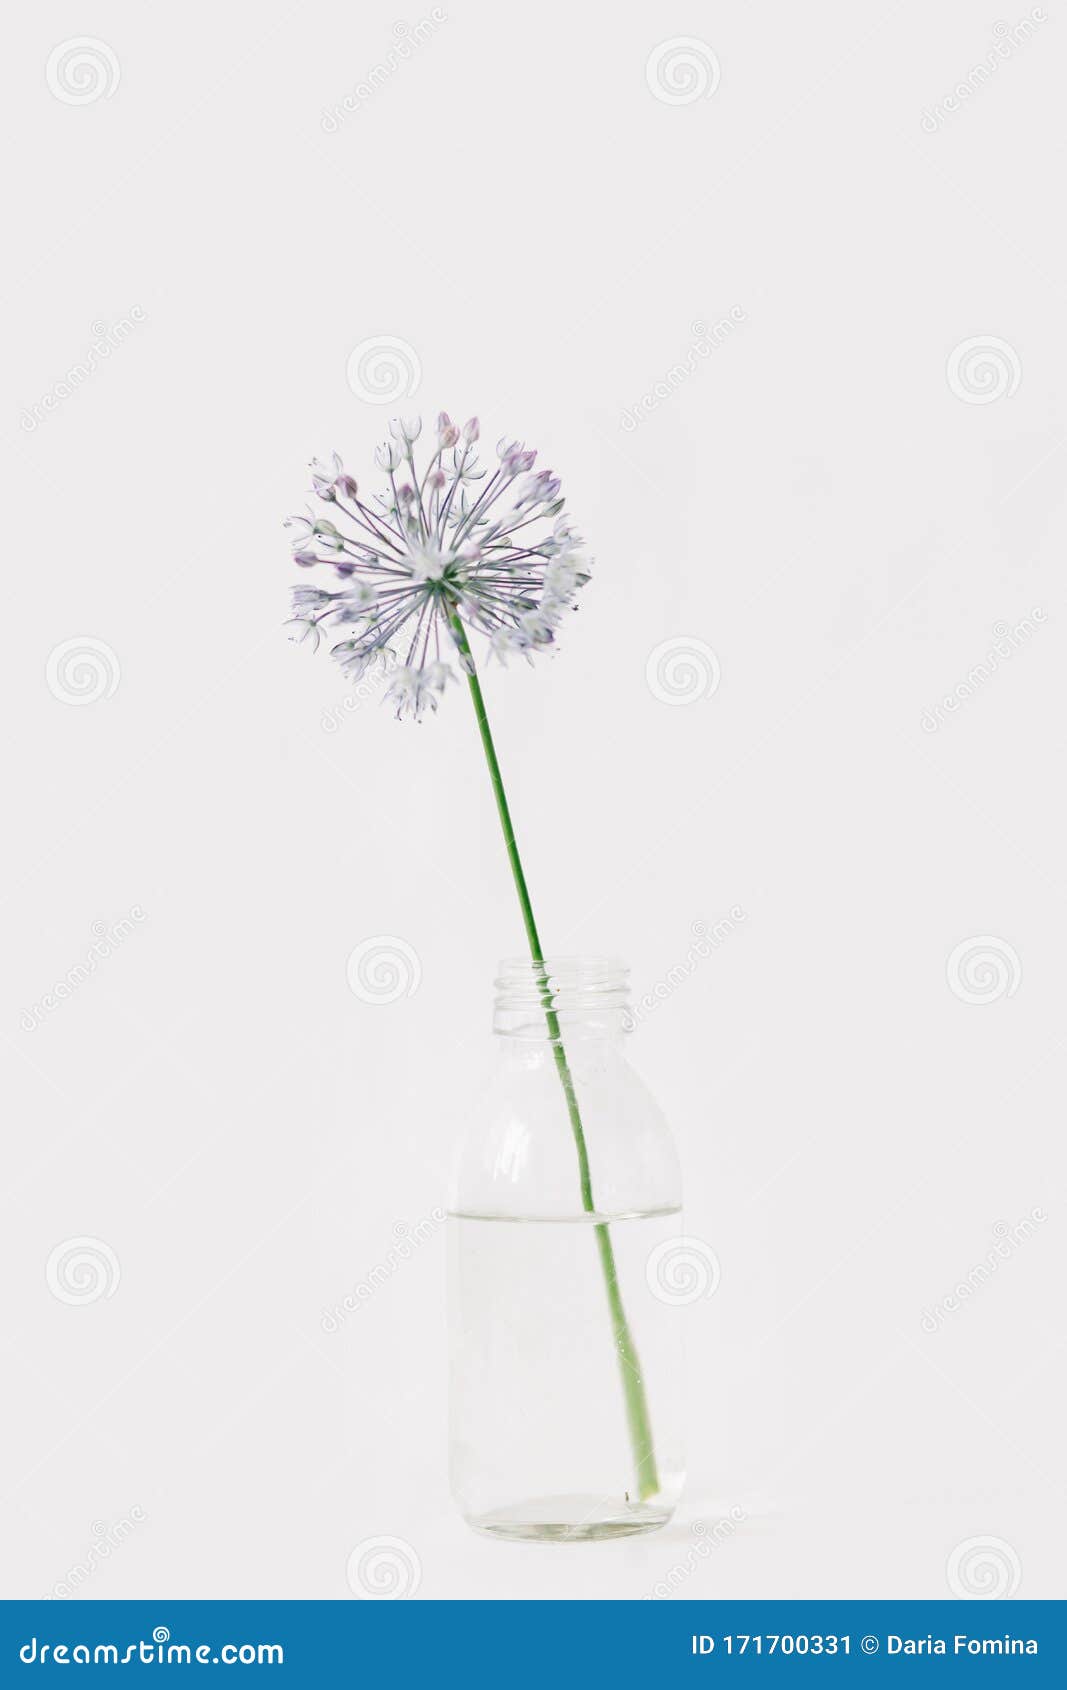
[285,417,661,1503]
[284,417,592,718]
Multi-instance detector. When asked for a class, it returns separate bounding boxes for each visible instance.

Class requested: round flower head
[284,420,592,718]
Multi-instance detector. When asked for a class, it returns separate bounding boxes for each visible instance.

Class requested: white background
[4,0,1064,1601]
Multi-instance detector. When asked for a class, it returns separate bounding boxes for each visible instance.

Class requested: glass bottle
[448,957,685,1541]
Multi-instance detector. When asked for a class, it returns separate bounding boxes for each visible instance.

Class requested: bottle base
[464,1494,673,1543]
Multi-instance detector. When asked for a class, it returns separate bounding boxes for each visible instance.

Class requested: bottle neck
[492,957,630,1042]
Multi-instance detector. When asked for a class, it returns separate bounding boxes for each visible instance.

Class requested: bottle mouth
[494,956,629,1035]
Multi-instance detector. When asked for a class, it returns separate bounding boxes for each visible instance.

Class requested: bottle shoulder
[449,1041,682,1220]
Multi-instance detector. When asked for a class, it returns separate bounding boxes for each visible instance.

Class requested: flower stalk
[448,612,660,1501]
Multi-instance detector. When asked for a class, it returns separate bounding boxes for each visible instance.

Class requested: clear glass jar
[448,957,685,1541]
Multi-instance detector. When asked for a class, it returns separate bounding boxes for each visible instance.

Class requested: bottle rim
[494,956,629,1021]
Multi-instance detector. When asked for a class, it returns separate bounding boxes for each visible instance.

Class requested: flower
[447,447,487,488]
[389,417,422,447]
[284,410,659,1497]
[285,618,322,650]
[310,451,359,502]
[291,586,340,615]
[284,417,593,718]
[384,659,454,717]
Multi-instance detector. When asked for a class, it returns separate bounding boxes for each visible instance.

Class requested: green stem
[449,612,660,1501]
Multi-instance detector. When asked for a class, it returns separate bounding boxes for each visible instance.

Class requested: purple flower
[284,414,593,718]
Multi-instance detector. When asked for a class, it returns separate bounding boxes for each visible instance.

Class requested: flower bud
[313,519,344,550]
[462,417,480,443]
[389,416,422,446]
